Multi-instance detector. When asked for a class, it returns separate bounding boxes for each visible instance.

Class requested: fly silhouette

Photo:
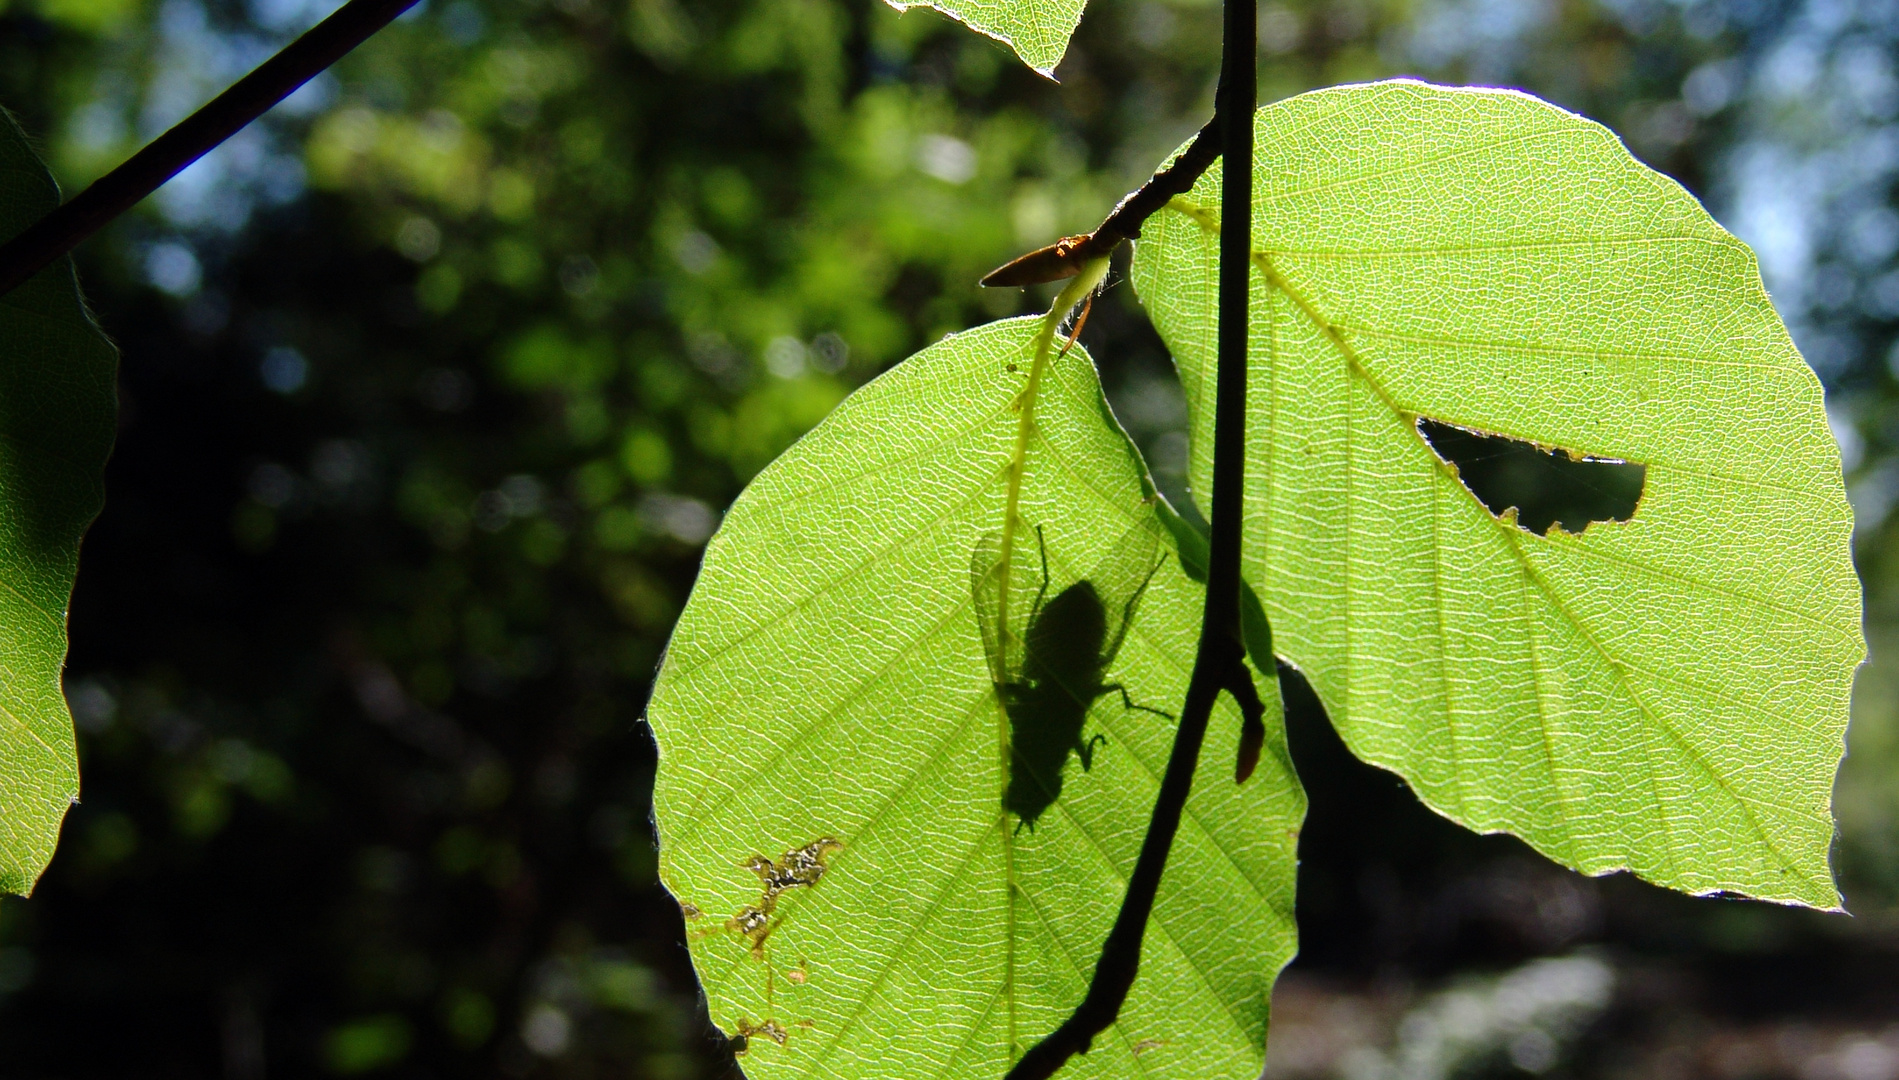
[973,523,1174,832]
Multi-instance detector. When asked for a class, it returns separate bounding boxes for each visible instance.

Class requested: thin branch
[0,0,422,300]
[1001,0,1257,1074]
[979,113,1221,288]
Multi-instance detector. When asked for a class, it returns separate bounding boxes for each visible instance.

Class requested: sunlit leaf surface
[0,113,118,895]
[883,0,1085,78]
[649,317,1301,1079]
[1133,79,1861,909]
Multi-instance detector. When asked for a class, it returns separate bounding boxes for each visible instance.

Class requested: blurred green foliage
[1,0,1897,1074]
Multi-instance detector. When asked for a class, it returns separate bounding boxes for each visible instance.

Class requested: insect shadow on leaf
[973,523,1175,833]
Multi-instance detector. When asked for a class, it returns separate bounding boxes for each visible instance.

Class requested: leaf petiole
[993,256,1113,666]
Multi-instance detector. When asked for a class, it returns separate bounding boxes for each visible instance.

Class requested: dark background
[2,0,1898,1076]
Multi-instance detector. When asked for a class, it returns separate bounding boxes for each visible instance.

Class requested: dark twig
[0,0,422,300]
[1229,662,1267,783]
[979,113,1221,288]
[1002,0,1257,1075]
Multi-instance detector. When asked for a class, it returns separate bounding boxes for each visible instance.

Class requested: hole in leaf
[1417,418,1645,536]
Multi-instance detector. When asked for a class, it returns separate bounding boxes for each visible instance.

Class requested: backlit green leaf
[1132,79,1861,909]
[649,316,1302,1079]
[0,110,119,895]
[883,0,1084,78]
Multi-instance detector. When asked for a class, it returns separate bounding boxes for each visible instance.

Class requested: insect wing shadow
[1085,522,1164,676]
[971,529,1040,685]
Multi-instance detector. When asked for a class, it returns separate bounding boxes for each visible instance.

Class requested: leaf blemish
[1416,417,1645,536]
[732,1018,789,1054]
[748,836,843,901]
[1131,1037,1171,1056]
[726,905,771,949]
[716,837,844,959]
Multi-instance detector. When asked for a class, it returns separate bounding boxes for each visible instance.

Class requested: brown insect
[980,233,1108,288]
[982,233,1112,358]
[1058,293,1095,359]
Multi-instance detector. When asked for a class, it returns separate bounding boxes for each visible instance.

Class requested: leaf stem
[994,258,1112,664]
[0,0,421,300]
[1002,0,1257,1075]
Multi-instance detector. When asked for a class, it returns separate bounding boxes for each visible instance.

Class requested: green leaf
[649,316,1302,1078]
[883,0,1084,78]
[1131,79,1861,909]
[0,110,119,895]
[1151,497,1279,693]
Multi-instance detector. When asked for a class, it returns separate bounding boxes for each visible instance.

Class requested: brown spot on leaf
[719,838,845,960]
[748,837,843,905]
[727,905,770,941]
[735,1018,788,1048]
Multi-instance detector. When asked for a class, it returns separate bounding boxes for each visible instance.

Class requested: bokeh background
[1,0,1896,1075]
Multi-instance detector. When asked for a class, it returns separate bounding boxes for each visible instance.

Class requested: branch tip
[0,0,422,300]
[979,113,1222,288]
[1224,660,1266,784]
